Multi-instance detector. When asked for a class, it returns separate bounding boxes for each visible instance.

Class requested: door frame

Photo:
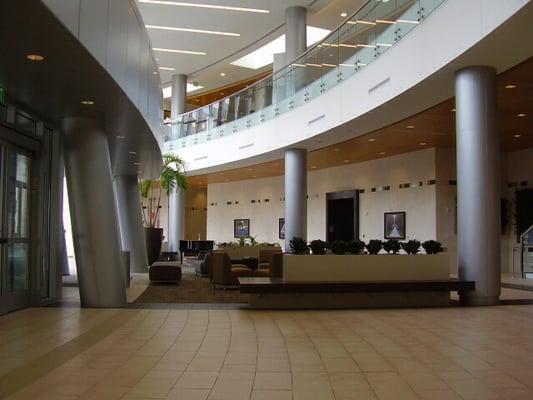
[325,189,359,245]
[0,126,39,314]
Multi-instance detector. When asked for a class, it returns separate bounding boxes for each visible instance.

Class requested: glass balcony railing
[164,0,446,149]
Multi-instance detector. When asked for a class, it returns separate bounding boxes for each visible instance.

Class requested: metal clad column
[285,6,307,63]
[169,73,187,253]
[285,149,307,252]
[455,66,500,305]
[115,175,149,273]
[63,117,126,307]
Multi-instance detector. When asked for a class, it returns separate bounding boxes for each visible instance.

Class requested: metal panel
[41,0,81,37]
[79,0,109,66]
[106,0,129,89]
[126,7,141,107]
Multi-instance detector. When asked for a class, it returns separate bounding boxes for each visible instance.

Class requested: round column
[285,148,307,252]
[115,174,149,273]
[168,73,188,254]
[285,6,307,63]
[455,66,500,305]
[63,117,126,308]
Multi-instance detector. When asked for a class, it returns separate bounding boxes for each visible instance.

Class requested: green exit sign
[0,86,5,104]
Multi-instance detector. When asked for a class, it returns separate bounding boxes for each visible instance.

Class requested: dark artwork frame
[279,218,285,239]
[234,219,250,238]
[384,212,406,240]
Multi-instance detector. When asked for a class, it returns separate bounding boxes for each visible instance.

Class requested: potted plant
[401,239,421,255]
[289,237,309,254]
[422,240,443,254]
[383,239,401,254]
[310,239,327,255]
[348,240,366,255]
[139,154,187,264]
[331,240,349,255]
[366,239,383,255]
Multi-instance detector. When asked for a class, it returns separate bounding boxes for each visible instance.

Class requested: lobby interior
[1,0,533,399]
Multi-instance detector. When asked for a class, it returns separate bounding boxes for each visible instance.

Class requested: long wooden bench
[239,277,475,309]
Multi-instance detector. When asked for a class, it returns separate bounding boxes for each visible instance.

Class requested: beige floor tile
[165,388,210,400]
[250,389,293,400]
[175,372,219,389]
[254,372,292,390]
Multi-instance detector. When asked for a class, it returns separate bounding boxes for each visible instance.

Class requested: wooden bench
[239,277,475,309]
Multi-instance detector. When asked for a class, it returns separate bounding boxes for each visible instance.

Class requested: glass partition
[164,0,446,147]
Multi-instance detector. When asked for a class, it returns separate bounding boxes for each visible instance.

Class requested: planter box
[282,254,449,282]
[218,245,279,260]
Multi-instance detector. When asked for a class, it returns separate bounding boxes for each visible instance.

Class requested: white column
[63,117,126,308]
[168,73,187,253]
[285,6,307,64]
[456,66,500,305]
[284,149,307,252]
[115,174,149,273]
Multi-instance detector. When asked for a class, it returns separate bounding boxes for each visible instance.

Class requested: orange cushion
[231,267,254,277]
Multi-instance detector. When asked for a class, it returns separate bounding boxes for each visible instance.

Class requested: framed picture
[234,219,250,238]
[279,218,285,239]
[384,212,406,240]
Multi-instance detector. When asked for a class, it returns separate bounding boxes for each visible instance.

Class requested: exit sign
[0,86,5,104]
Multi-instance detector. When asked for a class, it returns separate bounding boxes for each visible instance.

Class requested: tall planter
[145,227,163,265]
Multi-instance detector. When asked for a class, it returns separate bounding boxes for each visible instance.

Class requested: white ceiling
[136,0,367,97]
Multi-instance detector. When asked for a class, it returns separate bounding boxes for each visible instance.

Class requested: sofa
[211,252,254,287]
[255,248,283,277]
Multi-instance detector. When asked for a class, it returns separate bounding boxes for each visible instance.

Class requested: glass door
[0,141,32,313]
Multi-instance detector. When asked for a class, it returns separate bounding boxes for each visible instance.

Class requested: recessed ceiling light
[129,151,137,155]
[231,26,330,69]
[220,72,226,77]
[340,12,348,17]
[116,135,126,139]
[513,134,521,138]
[343,159,350,163]
[80,100,94,105]
[159,66,176,71]
[153,47,206,55]
[139,0,269,13]
[379,152,386,155]
[133,162,140,166]
[220,92,225,96]
[333,148,340,152]
[311,165,317,169]
[451,108,456,112]
[274,163,279,166]
[27,54,44,61]
[146,24,240,37]
[247,168,252,171]
[368,138,376,142]
[505,84,517,89]
[153,71,158,75]
[406,125,415,129]
[517,113,526,117]
[419,142,427,146]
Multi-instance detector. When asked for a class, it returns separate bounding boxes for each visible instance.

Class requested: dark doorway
[326,190,359,244]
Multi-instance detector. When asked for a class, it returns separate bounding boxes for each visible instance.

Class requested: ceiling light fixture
[129,151,137,155]
[343,159,350,163]
[379,152,386,155]
[419,142,427,146]
[341,12,348,17]
[397,19,420,24]
[80,100,94,105]
[406,125,415,129]
[153,47,206,55]
[505,84,517,89]
[26,54,44,61]
[311,165,317,169]
[146,24,240,36]
[220,72,226,77]
[333,148,340,152]
[133,162,140,166]
[451,108,456,112]
[231,26,330,69]
[513,134,521,138]
[517,113,526,117]
[368,138,376,142]
[116,135,126,139]
[159,66,176,70]
[139,0,269,13]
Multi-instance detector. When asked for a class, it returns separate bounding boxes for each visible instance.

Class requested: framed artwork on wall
[384,212,406,240]
[234,219,250,238]
[279,218,285,239]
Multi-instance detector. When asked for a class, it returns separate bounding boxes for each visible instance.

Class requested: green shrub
[238,237,247,247]
[383,239,401,254]
[330,240,349,255]
[422,240,443,254]
[348,240,365,255]
[366,239,383,255]
[289,237,309,255]
[401,239,421,255]
[248,236,257,245]
[309,239,327,255]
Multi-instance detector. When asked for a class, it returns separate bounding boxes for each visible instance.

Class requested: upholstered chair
[211,252,254,286]
[256,247,283,272]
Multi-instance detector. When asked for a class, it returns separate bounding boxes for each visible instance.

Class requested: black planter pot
[145,227,163,265]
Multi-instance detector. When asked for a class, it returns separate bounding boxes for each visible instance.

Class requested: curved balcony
[164,0,446,149]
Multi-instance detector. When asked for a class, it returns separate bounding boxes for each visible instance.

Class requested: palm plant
[139,154,187,228]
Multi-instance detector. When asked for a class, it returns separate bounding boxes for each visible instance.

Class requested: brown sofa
[211,252,254,287]
[255,248,283,277]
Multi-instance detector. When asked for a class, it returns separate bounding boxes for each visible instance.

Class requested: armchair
[211,252,254,287]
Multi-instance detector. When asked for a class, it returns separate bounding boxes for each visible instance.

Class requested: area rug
[133,266,248,304]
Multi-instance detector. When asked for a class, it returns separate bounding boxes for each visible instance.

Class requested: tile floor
[2,305,533,399]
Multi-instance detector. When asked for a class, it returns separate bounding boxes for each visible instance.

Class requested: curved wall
[166,0,532,174]
[42,0,164,146]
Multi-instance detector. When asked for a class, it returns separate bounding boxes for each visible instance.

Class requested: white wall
[207,148,438,249]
